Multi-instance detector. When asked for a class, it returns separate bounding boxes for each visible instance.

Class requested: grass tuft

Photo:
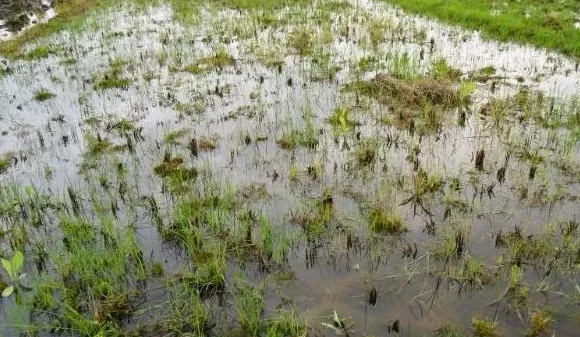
[33,88,56,101]
[368,207,406,234]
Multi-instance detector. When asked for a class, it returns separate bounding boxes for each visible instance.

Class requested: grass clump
[368,207,406,234]
[453,255,494,289]
[110,119,135,133]
[267,308,306,337]
[175,100,205,116]
[33,88,56,102]
[163,129,189,145]
[471,317,499,337]
[368,20,390,48]
[470,65,497,82]
[277,107,319,150]
[288,26,316,56]
[525,311,552,337]
[370,73,460,107]
[430,57,462,80]
[354,139,378,167]
[205,0,309,11]
[181,255,226,292]
[292,190,334,239]
[153,153,198,181]
[94,58,132,90]
[234,276,265,336]
[0,154,13,174]
[197,137,218,151]
[436,325,465,337]
[85,135,113,157]
[184,49,235,74]
[160,280,208,335]
[328,106,357,134]
[22,45,55,60]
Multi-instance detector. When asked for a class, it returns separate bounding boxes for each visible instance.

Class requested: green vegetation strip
[0,0,109,58]
[381,0,580,60]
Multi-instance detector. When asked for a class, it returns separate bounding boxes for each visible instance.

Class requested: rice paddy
[0,0,579,336]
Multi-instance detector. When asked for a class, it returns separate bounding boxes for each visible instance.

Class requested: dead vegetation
[368,73,461,107]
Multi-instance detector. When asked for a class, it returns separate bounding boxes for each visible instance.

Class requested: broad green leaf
[1,259,13,280]
[2,286,14,298]
[11,251,24,276]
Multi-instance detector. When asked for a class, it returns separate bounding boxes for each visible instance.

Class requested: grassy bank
[0,0,112,58]
[382,0,580,60]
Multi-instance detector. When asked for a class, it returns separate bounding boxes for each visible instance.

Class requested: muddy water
[0,0,579,335]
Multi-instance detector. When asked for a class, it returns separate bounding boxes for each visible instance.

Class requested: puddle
[0,0,579,336]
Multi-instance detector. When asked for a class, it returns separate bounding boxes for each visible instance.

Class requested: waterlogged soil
[0,0,580,336]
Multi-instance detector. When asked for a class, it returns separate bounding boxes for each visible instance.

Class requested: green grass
[0,0,109,58]
[22,45,56,60]
[234,276,265,336]
[184,49,235,74]
[0,154,13,174]
[381,0,580,59]
[368,207,406,234]
[288,26,316,56]
[471,317,499,337]
[94,58,133,90]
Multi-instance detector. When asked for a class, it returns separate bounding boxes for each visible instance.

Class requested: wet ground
[0,0,579,336]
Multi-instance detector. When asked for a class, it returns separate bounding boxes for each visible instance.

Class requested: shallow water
[0,0,579,336]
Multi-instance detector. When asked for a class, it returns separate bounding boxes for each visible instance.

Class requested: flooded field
[0,0,580,336]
